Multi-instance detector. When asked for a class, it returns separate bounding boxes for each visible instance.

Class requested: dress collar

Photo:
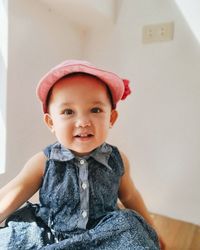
[49,142,112,168]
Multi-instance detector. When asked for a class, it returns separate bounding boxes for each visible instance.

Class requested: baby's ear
[43,113,55,133]
[110,109,118,127]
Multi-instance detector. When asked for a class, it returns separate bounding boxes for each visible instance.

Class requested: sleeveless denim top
[36,142,124,234]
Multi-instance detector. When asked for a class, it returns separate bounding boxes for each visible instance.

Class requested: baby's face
[44,74,118,156]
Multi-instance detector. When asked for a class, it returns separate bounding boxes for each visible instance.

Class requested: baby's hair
[46,72,114,113]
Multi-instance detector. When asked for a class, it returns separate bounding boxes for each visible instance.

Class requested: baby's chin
[60,138,106,156]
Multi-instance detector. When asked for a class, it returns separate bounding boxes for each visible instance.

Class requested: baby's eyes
[63,109,74,115]
[91,107,102,113]
[62,107,102,115]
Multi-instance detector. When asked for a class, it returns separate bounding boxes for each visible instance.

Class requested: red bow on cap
[121,79,131,100]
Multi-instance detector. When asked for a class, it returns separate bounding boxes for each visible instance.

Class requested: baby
[0,60,164,249]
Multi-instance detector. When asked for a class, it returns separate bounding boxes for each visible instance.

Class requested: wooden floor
[152,213,200,250]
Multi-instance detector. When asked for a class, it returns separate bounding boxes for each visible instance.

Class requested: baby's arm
[118,151,165,249]
[0,152,46,223]
[118,151,154,226]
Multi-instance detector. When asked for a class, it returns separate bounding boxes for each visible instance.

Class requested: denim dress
[0,142,160,250]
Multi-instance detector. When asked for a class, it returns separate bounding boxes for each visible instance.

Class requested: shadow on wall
[0,52,7,175]
[0,0,8,174]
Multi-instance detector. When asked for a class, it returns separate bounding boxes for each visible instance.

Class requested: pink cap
[36,60,131,113]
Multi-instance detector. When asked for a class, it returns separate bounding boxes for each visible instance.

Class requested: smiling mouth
[74,133,94,138]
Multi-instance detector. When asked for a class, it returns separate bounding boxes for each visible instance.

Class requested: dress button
[82,210,87,218]
[82,182,87,190]
[80,159,85,165]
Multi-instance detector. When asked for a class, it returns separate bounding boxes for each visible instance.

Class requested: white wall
[83,0,200,224]
[40,0,115,29]
[175,0,200,43]
[0,0,82,185]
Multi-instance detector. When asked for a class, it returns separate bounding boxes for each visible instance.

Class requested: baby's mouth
[74,133,94,138]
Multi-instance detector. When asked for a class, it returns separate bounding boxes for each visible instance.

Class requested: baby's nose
[75,118,91,128]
